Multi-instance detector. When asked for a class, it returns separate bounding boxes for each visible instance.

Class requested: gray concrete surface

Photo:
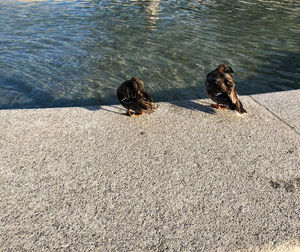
[0,90,299,251]
[251,90,300,134]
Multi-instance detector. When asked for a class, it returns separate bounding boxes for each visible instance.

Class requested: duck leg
[211,104,227,110]
[211,104,221,109]
[126,109,134,116]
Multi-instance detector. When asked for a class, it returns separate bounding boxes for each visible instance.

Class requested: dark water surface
[0,0,299,109]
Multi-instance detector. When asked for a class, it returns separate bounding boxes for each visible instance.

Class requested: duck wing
[205,70,227,96]
[141,89,154,102]
[221,73,246,113]
[138,90,158,112]
[214,93,235,109]
[117,81,139,105]
[123,97,156,114]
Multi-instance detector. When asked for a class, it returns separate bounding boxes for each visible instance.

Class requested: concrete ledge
[251,89,300,134]
[1,90,299,251]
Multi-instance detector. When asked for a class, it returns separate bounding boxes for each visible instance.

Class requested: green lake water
[0,0,299,108]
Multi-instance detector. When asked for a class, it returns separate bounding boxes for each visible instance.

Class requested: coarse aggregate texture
[0,90,299,251]
[251,89,300,134]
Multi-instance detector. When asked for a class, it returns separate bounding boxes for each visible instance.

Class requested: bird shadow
[83,104,124,115]
[100,105,125,115]
[169,100,215,114]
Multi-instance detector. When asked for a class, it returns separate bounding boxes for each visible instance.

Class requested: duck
[205,64,247,114]
[117,77,159,116]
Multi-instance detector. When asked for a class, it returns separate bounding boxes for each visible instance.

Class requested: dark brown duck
[117,77,158,116]
[205,64,247,114]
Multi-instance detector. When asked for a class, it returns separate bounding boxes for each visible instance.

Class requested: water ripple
[0,0,299,109]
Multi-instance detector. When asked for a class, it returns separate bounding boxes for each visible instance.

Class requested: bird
[117,77,159,116]
[205,64,247,114]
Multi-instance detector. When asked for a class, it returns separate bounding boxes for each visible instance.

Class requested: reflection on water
[0,0,299,109]
[131,0,160,27]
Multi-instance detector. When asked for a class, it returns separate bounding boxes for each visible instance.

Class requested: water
[0,0,299,109]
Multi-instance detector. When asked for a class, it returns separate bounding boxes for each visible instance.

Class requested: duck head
[218,64,234,77]
[130,77,145,93]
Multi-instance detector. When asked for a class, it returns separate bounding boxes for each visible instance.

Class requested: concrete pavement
[0,90,299,251]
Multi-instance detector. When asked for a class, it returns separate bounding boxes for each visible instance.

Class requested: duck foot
[211,104,227,110]
[126,110,134,116]
[211,104,221,109]
[134,112,144,116]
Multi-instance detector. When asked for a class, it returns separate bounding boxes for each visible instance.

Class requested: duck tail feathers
[145,102,159,113]
[152,103,159,110]
[236,100,247,114]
